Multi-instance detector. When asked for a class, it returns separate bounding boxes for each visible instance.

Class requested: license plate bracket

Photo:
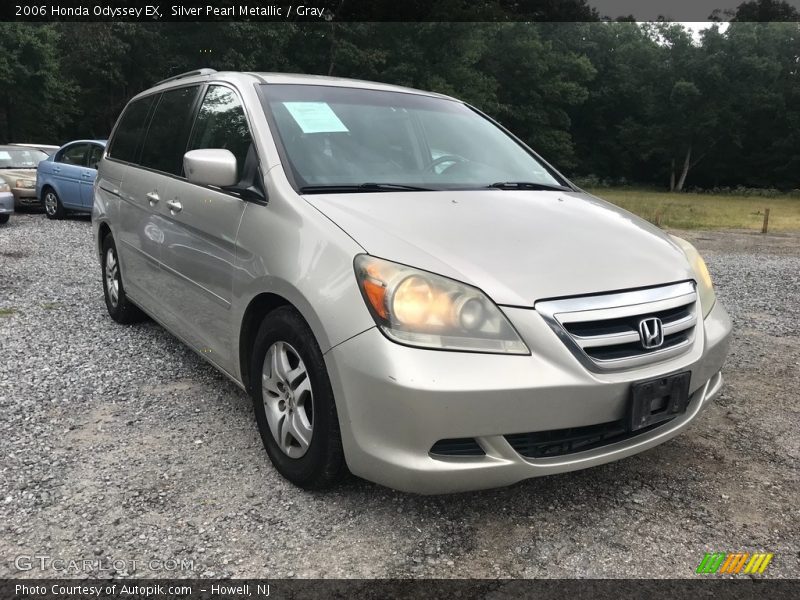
[628,371,691,432]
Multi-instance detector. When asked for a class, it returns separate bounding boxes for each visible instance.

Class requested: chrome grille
[536,281,698,372]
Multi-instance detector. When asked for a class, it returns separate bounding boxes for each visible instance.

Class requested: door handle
[166,199,182,213]
[145,192,159,206]
[52,167,60,173]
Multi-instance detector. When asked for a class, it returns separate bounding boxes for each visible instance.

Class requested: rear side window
[188,85,252,180]
[108,96,155,163]
[139,86,200,176]
[57,144,89,165]
[87,145,104,170]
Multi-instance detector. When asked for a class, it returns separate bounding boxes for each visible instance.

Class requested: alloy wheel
[261,341,314,458]
[105,248,120,307]
[44,192,57,216]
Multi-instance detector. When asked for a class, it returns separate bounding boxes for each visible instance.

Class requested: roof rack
[155,68,217,86]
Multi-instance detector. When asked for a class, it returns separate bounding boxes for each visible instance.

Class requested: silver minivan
[93,70,732,494]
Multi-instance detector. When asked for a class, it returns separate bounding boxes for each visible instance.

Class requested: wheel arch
[39,182,58,203]
[239,292,296,394]
[97,221,112,258]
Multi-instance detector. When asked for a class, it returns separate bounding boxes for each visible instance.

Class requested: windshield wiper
[487,181,571,192]
[299,183,435,194]
[360,182,435,191]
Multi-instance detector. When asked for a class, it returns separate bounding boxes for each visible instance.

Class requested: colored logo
[696,552,774,574]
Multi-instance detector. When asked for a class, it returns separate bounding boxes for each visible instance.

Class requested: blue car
[37,139,107,219]
[0,187,13,224]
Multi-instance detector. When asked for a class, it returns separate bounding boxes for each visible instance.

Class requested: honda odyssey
[93,70,732,494]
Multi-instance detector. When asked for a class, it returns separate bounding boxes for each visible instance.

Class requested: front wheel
[0,214,9,224]
[101,234,144,324]
[42,188,65,220]
[250,306,346,489]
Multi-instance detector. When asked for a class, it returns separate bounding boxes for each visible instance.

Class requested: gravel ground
[1,213,798,579]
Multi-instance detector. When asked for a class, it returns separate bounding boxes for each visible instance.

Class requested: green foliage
[569,21,799,191]
[728,0,800,21]
[0,21,797,192]
[480,23,595,168]
[0,23,75,141]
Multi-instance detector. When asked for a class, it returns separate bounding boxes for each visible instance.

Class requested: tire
[42,188,65,220]
[0,214,9,224]
[250,306,346,490]
[101,234,145,324]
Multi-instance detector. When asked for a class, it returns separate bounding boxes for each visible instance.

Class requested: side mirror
[183,149,238,188]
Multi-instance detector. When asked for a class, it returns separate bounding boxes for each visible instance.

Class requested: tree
[730,0,800,21]
[1,21,796,191]
[598,22,733,191]
[708,22,800,190]
[0,23,73,143]
[480,23,595,169]
[566,22,663,182]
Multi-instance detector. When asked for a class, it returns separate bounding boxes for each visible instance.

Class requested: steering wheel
[425,154,467,173]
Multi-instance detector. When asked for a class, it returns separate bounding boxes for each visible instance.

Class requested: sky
[590,0,800,21]
[681,21,730,39]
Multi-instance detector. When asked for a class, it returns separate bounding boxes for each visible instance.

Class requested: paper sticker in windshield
[0,151,10,160]
[283,102,349,134]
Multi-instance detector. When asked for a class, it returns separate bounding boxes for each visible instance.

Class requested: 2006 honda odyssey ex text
[93,70,732,494]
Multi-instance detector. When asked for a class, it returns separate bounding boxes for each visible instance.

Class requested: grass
[587,188,800,232]
[0,308,17,317]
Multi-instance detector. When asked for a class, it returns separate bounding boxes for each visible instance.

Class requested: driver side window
[57,144,89,166]
[188,85,252,181]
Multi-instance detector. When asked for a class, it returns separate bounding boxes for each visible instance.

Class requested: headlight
[354,255,530,354]
[0,182,9,192]
[670,235,716,318]
[15,179,35,189]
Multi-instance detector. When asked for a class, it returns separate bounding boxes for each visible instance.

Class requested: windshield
[0,147,48,169]
[260,84,566,192]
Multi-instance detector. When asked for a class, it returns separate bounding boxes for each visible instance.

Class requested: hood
[305,190,696,306]
[0,168,36,182]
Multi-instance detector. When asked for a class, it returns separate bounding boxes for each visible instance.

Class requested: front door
[157,85,251,375]
[53,143,88,208]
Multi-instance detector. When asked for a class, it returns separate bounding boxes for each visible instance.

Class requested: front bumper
[12,187,38,207]
[324,300,732,494]
[0,191,13,214]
